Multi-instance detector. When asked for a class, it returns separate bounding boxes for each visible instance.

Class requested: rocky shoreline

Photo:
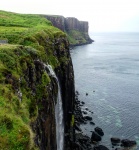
[73,91,137,150]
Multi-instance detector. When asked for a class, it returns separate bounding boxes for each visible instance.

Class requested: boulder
[75,100,80,104]
[121,139,137,147]
[90,121,95,125]
[91,131,101,142]
[82,111,87,115]
[78,117,85,123]
[85,108,89,111]
[84,116,92,121]
[81,101,85,105]
[94,145,109,150]
[95,127,104,136]
[110,137,120,145]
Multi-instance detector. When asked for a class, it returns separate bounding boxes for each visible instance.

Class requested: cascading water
[45,64,64,150]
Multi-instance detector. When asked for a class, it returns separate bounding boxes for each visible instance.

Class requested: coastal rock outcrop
[111,137,121,145]
[91,131,102,142]
[94,127,104,136]
[44,15,93,46]
[121,139,137,147]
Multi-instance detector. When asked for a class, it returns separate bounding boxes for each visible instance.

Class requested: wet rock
[82,121,87,124]
[85,107,89,111]
[84,116,92,121]
[90,121,95,125]
[94,127,104,136]
[75,97,78,100]
[72,142,83,150]
[111,137,120,145]
[82,111,87,115]
[81,101,85,105]
[75,100,80,104]
[121,139,137,147]
[94,145,109,150]
[75,124,82,132]
[76,133,93,150]
[76,90,80,95]
[78,135,90,143]
[91,131,101,142]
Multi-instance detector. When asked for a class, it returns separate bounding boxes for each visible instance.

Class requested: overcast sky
[1,0,139,32]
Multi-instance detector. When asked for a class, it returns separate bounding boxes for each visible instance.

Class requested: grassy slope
[0,10,66,150]
[66,30,88,45]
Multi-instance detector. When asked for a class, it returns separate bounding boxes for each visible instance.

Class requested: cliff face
[0,10,75,150]
[30,37,75,150]
[44,15,93,46]
[65,18,88,32]
[45,15,65,32]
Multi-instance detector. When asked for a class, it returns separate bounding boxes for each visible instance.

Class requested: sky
[0,0,139,32]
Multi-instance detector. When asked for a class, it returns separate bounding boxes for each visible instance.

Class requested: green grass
[0,11,66,46]
[0,45,39,149]
[0,10,52,28]
[0,10,69,149]
[0,10,67,68]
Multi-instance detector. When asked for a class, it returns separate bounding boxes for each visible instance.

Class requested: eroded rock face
[44,15,93,46]
[44,15,88,33]
[54,38,75,149]
[29,60,57,150]
[65,17,88,32]
[44,15,65,31]
[21,37,75,150]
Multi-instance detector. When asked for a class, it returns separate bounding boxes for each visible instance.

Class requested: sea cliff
[0,10,75,150]
[44,15,93,46]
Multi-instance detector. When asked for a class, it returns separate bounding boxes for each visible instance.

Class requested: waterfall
[45,64,64,150]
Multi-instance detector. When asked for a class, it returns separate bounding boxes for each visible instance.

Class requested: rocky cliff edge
[0,10,75,150]
[44,15,94,46]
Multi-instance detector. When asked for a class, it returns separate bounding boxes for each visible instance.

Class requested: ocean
[70,32,139,149]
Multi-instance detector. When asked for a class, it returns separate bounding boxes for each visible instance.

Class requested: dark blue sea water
[70,32,139,149]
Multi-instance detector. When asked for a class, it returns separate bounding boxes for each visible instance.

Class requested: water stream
[45,64,64,150]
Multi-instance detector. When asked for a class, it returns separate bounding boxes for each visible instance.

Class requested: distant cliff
[44,15,93,46]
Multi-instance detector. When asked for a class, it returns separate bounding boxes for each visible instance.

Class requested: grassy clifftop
[0,11,65,45]
[0,10,68,67]
[0,10,69,149]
